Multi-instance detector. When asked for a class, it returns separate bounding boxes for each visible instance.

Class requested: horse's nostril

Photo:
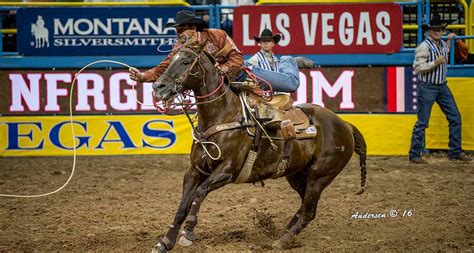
[152,82,165,91]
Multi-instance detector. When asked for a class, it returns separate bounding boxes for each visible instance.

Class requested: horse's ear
[193,43,205,53]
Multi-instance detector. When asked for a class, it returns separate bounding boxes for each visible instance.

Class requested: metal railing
[1,1,473,70]
[447,35,474,67]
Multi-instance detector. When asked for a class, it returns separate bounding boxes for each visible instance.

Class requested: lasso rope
[0,60,146,198]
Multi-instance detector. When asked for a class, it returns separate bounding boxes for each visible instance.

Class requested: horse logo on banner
[31,15,49,48]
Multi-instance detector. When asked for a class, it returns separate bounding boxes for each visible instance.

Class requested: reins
[155,46,277,168]
[155,47,231,112]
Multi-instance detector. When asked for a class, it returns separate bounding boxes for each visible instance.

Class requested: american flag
[385,66,417,113]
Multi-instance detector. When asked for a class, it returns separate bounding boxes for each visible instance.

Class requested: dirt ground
[0,153,472,252]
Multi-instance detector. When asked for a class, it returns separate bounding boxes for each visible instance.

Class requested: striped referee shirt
[247,50,279,71]
[413,37,450,85]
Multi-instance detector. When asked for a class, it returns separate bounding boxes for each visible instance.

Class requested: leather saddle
[243,91,317,140]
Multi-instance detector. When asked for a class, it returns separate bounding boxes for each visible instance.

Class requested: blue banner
[17,7,188,56]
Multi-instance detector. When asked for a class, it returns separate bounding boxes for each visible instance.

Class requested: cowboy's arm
[222,50,244,79]
[413,43,442,74]
[141,51,174,82]
[215,33,244,78]
[138,37,186,82]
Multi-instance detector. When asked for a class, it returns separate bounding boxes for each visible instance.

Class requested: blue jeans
[237,56,300,92]
[409,82,462,159]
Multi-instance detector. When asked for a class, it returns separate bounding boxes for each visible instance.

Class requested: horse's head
[153,31,211,102]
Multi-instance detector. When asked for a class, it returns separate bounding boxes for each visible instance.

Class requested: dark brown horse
[151,45,367,252]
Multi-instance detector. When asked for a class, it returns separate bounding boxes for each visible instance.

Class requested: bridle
[153,46,229,112]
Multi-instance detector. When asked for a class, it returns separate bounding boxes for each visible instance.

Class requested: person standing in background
[408,14,471,163]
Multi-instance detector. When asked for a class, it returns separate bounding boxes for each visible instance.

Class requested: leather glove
[129,67,143,82]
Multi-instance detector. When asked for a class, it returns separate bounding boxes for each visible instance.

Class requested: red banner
[233,3,403,54]
[0,68,390,115]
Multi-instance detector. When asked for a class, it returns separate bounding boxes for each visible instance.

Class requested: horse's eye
[183,60,190,65]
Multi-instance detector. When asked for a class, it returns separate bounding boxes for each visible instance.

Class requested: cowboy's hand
[434,56,446,65]
[446,32,456,40]
[216,64,229,75]
[129,67,143,82]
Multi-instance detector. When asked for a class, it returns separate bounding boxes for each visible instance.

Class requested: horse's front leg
[152,166,205,253]
[177,163,234,248]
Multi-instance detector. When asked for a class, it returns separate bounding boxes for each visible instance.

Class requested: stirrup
[263,118,282,129]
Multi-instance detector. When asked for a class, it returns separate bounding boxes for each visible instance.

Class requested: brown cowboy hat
[165,10,208,31]
[421,14,447,30]
[253,29,281,44]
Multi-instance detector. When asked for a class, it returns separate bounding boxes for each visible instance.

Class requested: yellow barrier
[0,114,193,157]
[0,114,416,156]
[0,29,16,34]
[338,78,473,155]
[426,77,474,151]
[341,114,417,155]
[0,78,472,157]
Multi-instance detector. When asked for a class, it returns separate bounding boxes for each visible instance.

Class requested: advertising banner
[233,3,403,54]
[1,67,394,115]
[16,7,186,56]
[0,115,193,157]
[1,113,472,157]
[1,77,472,157]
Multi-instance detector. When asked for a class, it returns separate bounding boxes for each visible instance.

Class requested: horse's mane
[202,50,216,66]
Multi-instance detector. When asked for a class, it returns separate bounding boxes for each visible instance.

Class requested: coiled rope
[0,60,143,198]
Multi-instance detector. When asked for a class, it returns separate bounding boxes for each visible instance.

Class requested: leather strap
[202,121,243,139]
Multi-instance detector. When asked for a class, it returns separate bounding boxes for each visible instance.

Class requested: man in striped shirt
[242,29,316,92]
[409,15,471,163]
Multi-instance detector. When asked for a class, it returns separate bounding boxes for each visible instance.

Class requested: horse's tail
[347,122,367,195]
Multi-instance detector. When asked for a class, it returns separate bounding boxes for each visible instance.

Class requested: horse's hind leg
[153,166,204,253]
[284,170,308,231]
[274,161,340,249]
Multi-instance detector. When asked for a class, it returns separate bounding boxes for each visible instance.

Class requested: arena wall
[1,2,473,157]
[1,76,472,157]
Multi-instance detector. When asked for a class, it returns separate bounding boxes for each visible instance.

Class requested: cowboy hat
[253,29,281,44]
[165,10,208,31]
[422,14,447,30]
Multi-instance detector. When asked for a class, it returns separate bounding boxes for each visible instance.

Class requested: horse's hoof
[178,235,194,247]
[272,235,294,250]
[151,242,167,253]
[272,239,284,249]
[178,229,196,247]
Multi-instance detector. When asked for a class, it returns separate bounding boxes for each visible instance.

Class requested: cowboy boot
[294,57,317,69]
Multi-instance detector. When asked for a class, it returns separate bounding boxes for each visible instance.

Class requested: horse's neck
[194,70,241,131]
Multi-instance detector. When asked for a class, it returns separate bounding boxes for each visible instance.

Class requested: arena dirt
[0,154,472,251]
